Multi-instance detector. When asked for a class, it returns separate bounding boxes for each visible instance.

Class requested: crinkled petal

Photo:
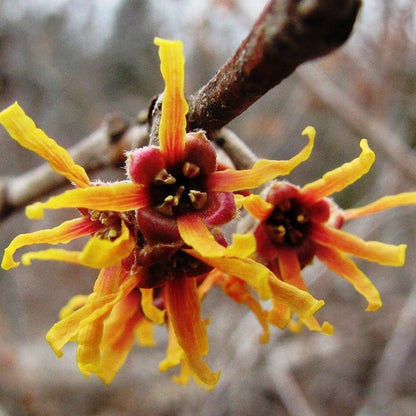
[276,248,308,290]
[79,221,134,268]
[310,223,406,266]
[344,192,416,220]
[243,194,274,220]
[188,250,324,318]
[268,301,291,329]
[97,290,143,384]
[22,248,85,266]
[77,316,105,376]
[315,243,382,311]
[220,272,270,343]
[224,233,256,258]
[277,249,333,334]
[46,267,138,357]
[46,292,113,357]
[159,322,183,372]
[26,182,148,219]
[0,102,90,187]
[59,294,88,319]
[140,288,165,324]
[301,139,375,202]
[165,276,220,386]
[178,214,256,259]
[207,126,315,192]
[98,312,142,384]
[21,221,134,269]
[136,318,156,347]
[177,214,226,257]
[154,37,188,167]
[2,216,98,270]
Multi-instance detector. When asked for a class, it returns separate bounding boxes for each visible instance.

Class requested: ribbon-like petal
[301,139,375,202]
[207,126,315,192]
[165,276,220,386]
[344,192,416,220]
[310,223,406,266]
[2,216,99,270]
[26,182,148,219]
[154,37,188,167]
[0,102,90,187]
[315,243,382,311]
[242,194,274,220]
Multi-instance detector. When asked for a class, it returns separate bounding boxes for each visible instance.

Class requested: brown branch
[185,0,362,133]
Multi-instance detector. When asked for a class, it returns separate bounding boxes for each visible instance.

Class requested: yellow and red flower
[244,135,411,327]
[0,38,325,387]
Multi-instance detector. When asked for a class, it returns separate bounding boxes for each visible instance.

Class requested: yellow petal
[310,223,406,266]
[140,288,165,325]
[221,274,270,343]
[301,317,335,335]
[46,268,139,357]
[165,276,220,386]
[79,221,135,268]
[22,248,84,266]
[301,139,375,202]
[315,243,382,311]
[26,182,148,219]
[344,192,416,220]
[77,316,105,376]
[268,301,291,329]
[178,214,256,259]
[224,233,256,258]
[46,292,113,357]
[177,214,226,257]
[189,250,324,318]
[21,221,134,269]
[136,318,156,347]
[277,249,334,334]
[207,126,315,191]
[154,37,188,167]
[159,322,182,372]
[2,216,97,270]
[59,294,88,319]
[97,290,143,384]
[242,194,274,220]
[277,247,308,291]
[0,102,90,187]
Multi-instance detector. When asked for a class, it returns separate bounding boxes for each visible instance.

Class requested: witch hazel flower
[244,131,413,332]
[0,38,326,388]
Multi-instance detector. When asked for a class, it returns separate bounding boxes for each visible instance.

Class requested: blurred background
[0,0,416,415]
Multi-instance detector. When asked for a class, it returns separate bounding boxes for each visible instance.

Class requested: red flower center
[265,198,310,247]
[150,161,208,217]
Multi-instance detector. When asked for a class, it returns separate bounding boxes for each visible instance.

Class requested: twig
[266,335,341,416]
[296,66,416,184]
[212,127,258,169]
[0,114,148,218]
[185,0,362,134]
[354,280,416,416]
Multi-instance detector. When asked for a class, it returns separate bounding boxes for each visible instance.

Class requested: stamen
[182,161,201,178]
[189,190,208,210]
[153,169,176,185]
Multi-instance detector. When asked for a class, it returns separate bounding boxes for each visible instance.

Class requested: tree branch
[186,0,362,133]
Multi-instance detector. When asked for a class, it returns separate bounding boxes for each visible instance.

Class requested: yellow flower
[0,38,326,388]
[244,135,411,331]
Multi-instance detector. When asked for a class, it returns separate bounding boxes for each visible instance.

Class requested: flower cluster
[1,37,415,388]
